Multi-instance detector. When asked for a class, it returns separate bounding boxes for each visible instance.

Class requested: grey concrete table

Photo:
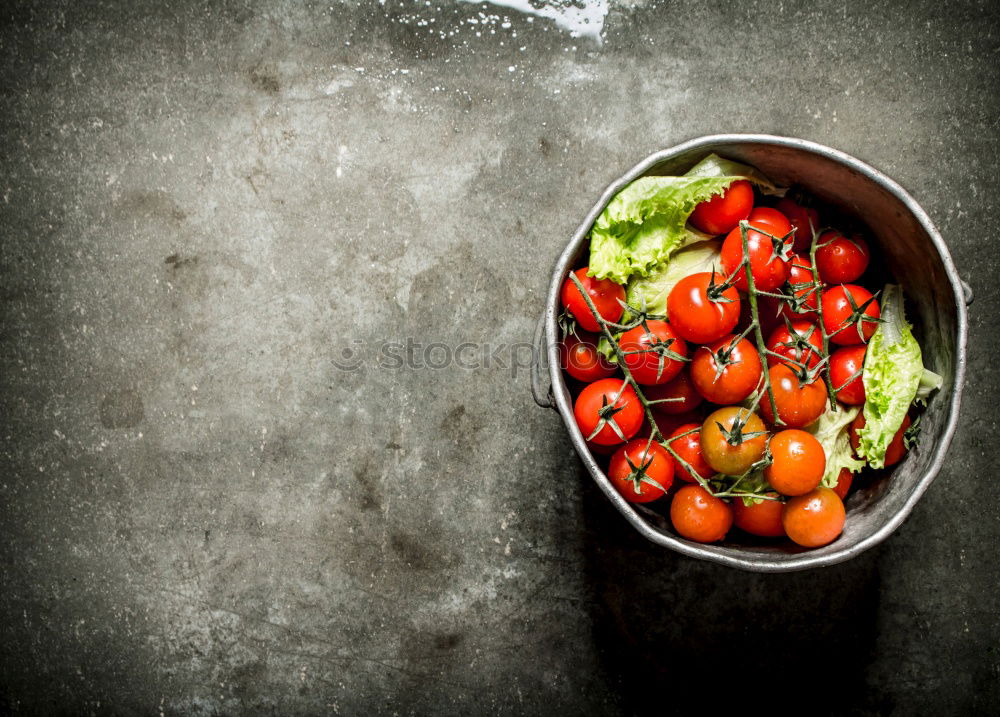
[1,1,997,714]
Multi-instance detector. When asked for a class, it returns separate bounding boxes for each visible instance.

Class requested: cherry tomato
[618,320,688,386]
[667,271,741,344]
[720,208,794,292]
[816,231,870,284]
[690,334,763,405]
[688,179,754,236]
[850,412,911,467]
[700,407,768,475]
[759,364,827,429]
[562,332,617,382]
[560,268,624,333]
[745,207,794,236]
[822,284,881,346]
[780,254,820,320]
[732,493,786,537]
[608,439,674,503]
[670,485,733,543]
[832,467,853,500]
[776,198,820,253]
[764,429,826,496]
[666,423,716,483]
[829,345,867,405]
[782,487,845,548]
[574,379,643,446]
[766,320,823,371]
[644,369,703,415]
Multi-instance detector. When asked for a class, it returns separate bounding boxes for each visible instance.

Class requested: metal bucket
[531,134,969,572]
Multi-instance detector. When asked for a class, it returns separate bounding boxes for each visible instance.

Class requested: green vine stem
[807,222,839,408]
[567,271,779,503]
[737,221,782,425]
[567,272,717,495]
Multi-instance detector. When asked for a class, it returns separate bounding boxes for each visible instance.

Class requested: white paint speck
[336,145,348,178]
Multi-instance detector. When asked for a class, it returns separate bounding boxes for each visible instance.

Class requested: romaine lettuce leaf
[806,402,866,489]
[916,367,943,400]
[624,240,722,319]
[856,285,926,468]
[587,154,781,284]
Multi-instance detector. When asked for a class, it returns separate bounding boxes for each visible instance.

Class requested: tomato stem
[807,220,840,409]
[738,221,782,425]
[567,272,717,495]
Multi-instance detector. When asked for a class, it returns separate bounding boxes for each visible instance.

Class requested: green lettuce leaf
[916,367,943,400]
[806,402,866,489]
[596,334,618,364]
[683,153,785,196]
[624,240,722,319]
[857,285,925,468]
[730,470,773,507]
[587,154,781,284]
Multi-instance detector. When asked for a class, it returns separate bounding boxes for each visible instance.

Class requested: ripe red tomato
[733,493,786,537]
[831,467,853,500]
[667,271,741,344]
[759,364,827,428]
[562,332,617,382]
[688,179,754,235]
[829,345,867,405]
[608,439,674,503]
[700,407,768,475]
[780,254,820,319]
[643,369,703,415]
[690,335,763,405]
[822,284,881,346]
[816,231,870,284]
[745,207,794,236]
[560,268,625,333]
[764,429,826,496]
[766,320,823,371]
[670,485,733,543]
[850,412,911,467]
[666,423,716,483]
[776,198,820,253]
[574,379,643,446]
[618,320,688,386]
[720,208,794,292]
[782,487,845,548]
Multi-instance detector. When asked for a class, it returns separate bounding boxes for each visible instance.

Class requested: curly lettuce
[587,154,782,284]
[807,402,866,489]
[856,285,938,468]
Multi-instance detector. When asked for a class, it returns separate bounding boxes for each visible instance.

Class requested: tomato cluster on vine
[559,181,908,550]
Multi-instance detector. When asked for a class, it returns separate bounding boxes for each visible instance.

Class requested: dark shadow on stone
[579,465,882,715]
[99,388,144,429]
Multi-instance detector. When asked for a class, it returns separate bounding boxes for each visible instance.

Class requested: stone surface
[0,1,997,714]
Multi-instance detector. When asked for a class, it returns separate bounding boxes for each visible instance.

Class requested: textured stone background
[1,1,997,714]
